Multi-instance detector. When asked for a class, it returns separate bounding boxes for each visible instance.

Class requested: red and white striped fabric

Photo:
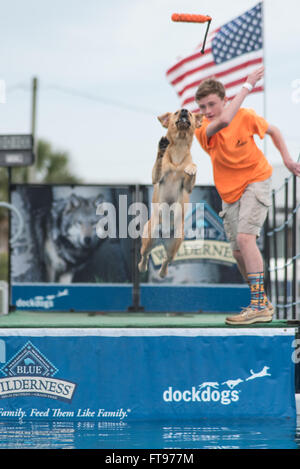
[166,3,264,112]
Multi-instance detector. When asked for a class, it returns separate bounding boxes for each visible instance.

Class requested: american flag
[166,2,263,112]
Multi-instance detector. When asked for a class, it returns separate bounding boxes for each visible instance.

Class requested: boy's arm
[206,66,264,138]
[266,125,300,176]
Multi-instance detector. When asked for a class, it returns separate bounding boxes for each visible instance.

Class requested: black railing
[265,165,300,321]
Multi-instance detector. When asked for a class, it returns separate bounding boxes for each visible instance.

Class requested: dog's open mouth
[175,118,191,130]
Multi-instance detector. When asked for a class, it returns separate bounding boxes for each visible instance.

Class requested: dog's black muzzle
[176,109,191,129]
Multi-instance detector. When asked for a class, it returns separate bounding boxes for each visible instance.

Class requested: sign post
[0,134,34,167]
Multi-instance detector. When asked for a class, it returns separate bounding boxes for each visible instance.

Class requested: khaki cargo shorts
[219,177,272,251]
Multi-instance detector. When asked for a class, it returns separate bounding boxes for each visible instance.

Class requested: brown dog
[138,108,202,278]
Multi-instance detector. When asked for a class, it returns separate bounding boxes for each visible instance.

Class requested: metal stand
[128,185,144,312]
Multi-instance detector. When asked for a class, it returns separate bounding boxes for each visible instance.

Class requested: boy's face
[196,93,226,121]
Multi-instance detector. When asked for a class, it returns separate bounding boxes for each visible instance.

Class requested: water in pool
[0,417,299,449]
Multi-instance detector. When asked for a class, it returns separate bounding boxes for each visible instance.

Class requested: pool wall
[0,327,297,422]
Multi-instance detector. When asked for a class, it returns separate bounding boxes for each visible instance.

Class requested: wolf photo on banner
[10,185,132,284]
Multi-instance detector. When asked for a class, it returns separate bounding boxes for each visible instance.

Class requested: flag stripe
[168,45,214,84]
[167,48,213,76]
[176,60,263,104]
[166,28,220,76]
[178,57,263,97]
[170,58,215,86]
[169,49,262,89]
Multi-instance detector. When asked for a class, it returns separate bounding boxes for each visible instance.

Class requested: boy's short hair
[195,78,226,101]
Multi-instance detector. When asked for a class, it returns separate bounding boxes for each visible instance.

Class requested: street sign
[0,134,34,167]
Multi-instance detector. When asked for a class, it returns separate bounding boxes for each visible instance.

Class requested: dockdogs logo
[0,342,76,401]
[163,366,271,406]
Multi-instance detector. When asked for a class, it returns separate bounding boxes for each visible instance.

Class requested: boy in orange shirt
[195,66,300,325]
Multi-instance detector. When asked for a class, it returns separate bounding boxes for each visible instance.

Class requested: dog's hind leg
[138,219,155,273]
[159,235,183,278]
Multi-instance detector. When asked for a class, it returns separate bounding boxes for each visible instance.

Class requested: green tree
[30,139,83,184]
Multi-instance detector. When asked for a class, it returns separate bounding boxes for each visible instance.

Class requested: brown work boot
[266,300,274,316]
[225,305,273,325]
[242,298,274,315]
[241,299,274,316]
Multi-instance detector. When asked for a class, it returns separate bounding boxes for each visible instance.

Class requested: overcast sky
[1,0,299,186]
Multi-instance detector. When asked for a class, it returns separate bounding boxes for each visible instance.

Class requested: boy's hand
[247,66,264,87]
[267,125,300,177]
[285,159,300,177]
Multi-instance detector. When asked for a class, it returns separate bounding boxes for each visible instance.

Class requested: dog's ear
[94,194,104,208]
[157,112,171,128]
[65,193,81,212]
[50,200,65,240]
[193,112,203,128]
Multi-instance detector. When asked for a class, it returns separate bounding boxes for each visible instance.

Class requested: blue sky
[1,0,299,185]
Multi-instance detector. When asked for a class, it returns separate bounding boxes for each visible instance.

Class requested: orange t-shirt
[195,108,273,203]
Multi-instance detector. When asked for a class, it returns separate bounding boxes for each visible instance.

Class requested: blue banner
[12,284,249,313]
[0,328,296,421]
[10,184,255,314]
[12,284,133,312]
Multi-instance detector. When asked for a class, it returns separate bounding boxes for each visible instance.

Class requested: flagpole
[262,0,267,156]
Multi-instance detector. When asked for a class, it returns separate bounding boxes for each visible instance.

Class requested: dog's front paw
[159,137,170,151]
[184,164,197,176]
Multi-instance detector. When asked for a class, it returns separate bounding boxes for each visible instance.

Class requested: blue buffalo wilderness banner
[10,184,259,313]
[0,328,296,421]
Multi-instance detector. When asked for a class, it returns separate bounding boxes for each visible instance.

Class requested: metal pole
[292,174,297,320]
[28,77,38,183]
[272,189,279,317]
[7,167,12,312]
[264,213,271,299]
[284,178,289,319]
[262,1,267,157]
[128,184,144,312]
